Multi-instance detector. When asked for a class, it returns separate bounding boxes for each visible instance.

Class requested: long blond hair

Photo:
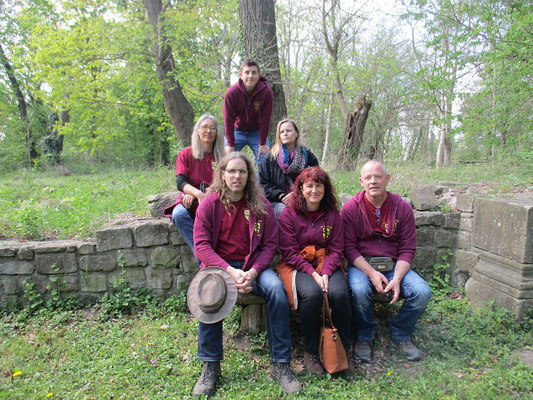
[209,152,267,216]
[191,113,225,162]
[270,118,300,158]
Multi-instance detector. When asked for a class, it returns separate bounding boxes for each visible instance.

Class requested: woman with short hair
[278,167,351,376]
[259,118,318,217]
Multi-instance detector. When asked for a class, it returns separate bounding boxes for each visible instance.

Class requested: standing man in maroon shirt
[223,59,273,164]
[341,160,431,362]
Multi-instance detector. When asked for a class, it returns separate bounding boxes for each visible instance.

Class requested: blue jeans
[198,265,292,363]
[225,130,270,165]
[347,267,431,342]
[171,204,195,255]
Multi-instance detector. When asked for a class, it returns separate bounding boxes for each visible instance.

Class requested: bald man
[341,161,431,362]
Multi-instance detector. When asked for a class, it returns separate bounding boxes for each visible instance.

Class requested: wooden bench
[237,293,266,333]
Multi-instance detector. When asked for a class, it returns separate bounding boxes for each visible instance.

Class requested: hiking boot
[303,352,325,375]
[353,341,372,362]
[392,339,421,361]
[271,362,302,394]
[192,361,221,397]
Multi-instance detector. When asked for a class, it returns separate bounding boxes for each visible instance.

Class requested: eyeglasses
[200,125,217,132]
[224,168,248,175]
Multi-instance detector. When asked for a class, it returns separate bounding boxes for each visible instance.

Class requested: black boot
[192,361,221,397]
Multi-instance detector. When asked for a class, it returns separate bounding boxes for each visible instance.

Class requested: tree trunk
[143,0,194,145]
[0,43,39,165]
[339,96,372,169]
[322,94,334,163]
[239,0,287,141]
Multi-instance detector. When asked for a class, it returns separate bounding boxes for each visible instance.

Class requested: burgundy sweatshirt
[341,191,416,265]
[278,207,344,277]
[223,76,273,147]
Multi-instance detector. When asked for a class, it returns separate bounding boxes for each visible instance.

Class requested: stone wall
[0,219,198,304]
[1,190,531,320]
[466,197,533,319]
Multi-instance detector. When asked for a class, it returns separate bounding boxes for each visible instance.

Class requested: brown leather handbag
[319,292,348,374]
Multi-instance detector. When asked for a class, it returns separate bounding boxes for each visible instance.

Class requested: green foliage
[100,256,157,319]
[21,281,44,317]
[428,252,453,297]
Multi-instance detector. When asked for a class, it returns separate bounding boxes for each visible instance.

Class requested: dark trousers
[295,268,351,354]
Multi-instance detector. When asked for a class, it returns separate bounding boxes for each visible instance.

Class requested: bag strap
[322,292,335,329]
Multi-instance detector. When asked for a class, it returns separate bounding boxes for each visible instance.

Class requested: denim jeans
[347,266,431,342]
[225,130,270,165]
[197,265,292,363]
[171,204,195,255]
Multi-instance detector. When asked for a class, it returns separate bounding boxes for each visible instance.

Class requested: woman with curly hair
[277,167,351,376]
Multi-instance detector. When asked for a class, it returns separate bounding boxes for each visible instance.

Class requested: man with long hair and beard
[191,152,301,397]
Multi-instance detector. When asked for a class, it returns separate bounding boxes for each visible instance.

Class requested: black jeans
[295,268,351,354]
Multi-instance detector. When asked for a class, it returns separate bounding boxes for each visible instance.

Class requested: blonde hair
[191,113,225,162]
[209,152,267,216]
[270,118,300,159]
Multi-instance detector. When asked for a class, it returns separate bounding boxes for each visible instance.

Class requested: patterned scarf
[277,144,308,175]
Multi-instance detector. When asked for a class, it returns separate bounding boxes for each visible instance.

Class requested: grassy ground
[1,161,532,398]
[1,291,532,399]
[1,160,531,241]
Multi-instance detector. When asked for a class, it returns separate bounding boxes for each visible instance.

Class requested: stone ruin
[1,187,531,324]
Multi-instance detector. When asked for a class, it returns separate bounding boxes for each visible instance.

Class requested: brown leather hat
[187,267,238,324]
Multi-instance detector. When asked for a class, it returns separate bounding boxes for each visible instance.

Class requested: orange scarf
[275,246,327,310]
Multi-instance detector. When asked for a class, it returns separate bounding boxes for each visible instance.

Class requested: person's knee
[415,283,432,308]
[172,206,187,221]
[349,279,373,304]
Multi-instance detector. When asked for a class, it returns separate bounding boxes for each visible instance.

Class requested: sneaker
[192,361,221,397]
[392,339,421,361]
[353,341,372,362]
[271,362,302,394]
[303,352,325,375]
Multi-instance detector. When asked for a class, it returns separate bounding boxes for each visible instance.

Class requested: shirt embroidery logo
[254,221,262,234]
[211,161,217,172]
[244,209,250,222]
[254,101,261,111]
[322,225,332,240]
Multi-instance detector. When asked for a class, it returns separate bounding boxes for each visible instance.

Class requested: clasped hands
[312,271,329,293]
[226,266,258,294]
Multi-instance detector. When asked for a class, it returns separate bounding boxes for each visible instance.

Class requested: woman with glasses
[277,167,351,376]
[163,113,225,255]
[259,118,318,218]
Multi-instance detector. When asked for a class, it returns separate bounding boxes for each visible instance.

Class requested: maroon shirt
[175,147,216,188]
[223,76,273,147]
[216,198,251,261]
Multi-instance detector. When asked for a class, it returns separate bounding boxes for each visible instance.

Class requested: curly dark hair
[289,167,338,213]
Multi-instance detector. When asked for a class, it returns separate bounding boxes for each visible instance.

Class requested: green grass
[0,160,531,241]
[0,168,173,240]
[1,293,531,399]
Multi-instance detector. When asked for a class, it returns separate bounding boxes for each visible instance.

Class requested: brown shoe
[192,361,221,397]
[304,352,325,375]
[271,362,302,394]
